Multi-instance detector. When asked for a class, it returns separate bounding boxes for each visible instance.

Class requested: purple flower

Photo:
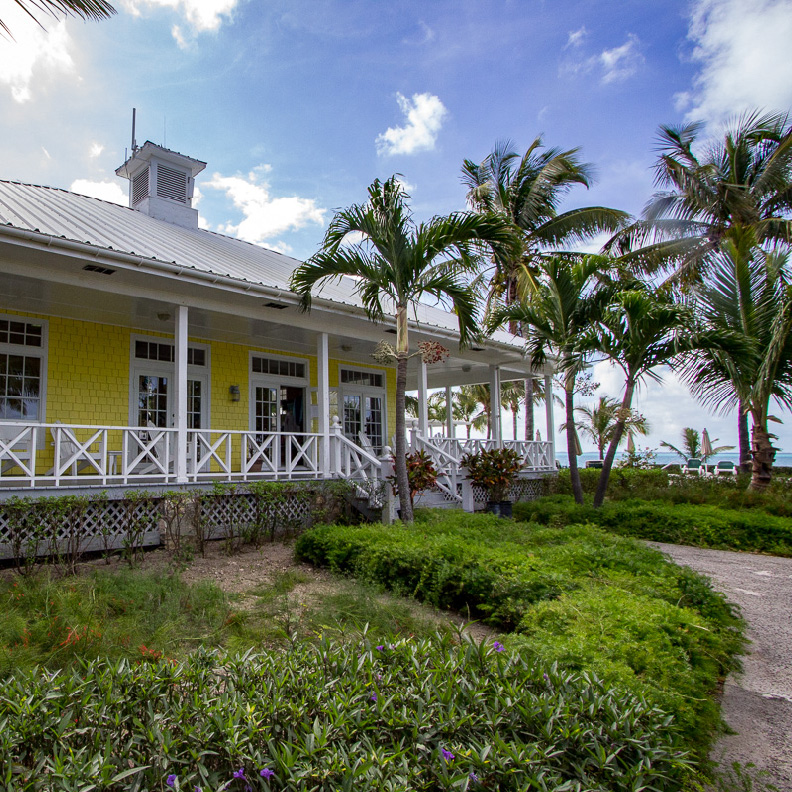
[493,641,504,652]
[259,768,275,780]
[376,645,385,651]
[166,775,177,789]
[370,693,377,702]
[441,748,455,762]
[233,768,245,779]
[195,787,202,792]
[543,672,551,685]
[469,771,480,782]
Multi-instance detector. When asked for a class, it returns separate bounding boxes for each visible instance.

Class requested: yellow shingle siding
[5,310,397,445]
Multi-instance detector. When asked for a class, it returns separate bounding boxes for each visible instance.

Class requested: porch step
[415,491,462,509]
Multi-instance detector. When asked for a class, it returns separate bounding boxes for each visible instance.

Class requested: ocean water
[555,451,792,468]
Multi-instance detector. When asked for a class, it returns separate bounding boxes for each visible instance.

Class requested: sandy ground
[651,542,792,790]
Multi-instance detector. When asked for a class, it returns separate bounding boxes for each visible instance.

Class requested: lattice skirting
[471,477,544,508]
[0,484,340,561]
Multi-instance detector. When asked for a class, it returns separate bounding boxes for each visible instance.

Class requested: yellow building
[0,142,554,499]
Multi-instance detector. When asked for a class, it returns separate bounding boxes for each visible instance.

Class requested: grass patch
[1,635,692,791]
[295,509,746,761]
[514,495,792,556]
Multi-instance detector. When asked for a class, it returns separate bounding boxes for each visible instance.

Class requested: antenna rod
[131,108,138,155]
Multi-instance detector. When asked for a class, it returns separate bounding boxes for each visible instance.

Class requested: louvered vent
[131,168,149,205]
[156,165,188,203]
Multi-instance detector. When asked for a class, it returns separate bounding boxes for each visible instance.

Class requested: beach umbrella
[701,428,713,459]
[626,432,635,453]
[535,429,541,441]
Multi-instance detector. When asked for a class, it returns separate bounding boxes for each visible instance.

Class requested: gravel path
[651,543,792,789]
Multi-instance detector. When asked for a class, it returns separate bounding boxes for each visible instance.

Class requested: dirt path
[651,542,792,790]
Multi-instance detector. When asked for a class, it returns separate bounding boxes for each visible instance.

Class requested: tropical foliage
[2,0,114,36]
[566,395,649,460]
[660,427,734,464]
[291,176,513,522]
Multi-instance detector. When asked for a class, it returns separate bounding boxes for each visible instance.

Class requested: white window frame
[249,351,309,432]
[0,314,48,424]
[129,334,211,428]
[338,364,387,448]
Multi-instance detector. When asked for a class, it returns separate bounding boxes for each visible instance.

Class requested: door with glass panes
[251,382,305,468]
[339,368,385,454]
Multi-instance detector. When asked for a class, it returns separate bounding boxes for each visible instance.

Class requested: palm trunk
[565,376,584,505]
[394,306,413,522]
[738,401,751,473]
[749,415,775,491]
[524,378,534,441]
[512,407,518,441]
[594,378,636,508]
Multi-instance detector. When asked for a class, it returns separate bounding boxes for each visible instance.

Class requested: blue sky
[1,0,791,453]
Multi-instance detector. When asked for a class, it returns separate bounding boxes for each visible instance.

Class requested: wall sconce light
[229,385,240,402]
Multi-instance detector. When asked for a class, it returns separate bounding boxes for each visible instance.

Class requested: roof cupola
[116,141,206,229]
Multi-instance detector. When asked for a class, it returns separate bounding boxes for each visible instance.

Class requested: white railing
[411,432,462,503]
[0,422,329,488]
[331,432,383,484]
[421,435,555,473]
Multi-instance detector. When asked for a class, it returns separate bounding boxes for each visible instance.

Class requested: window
[134,340,206,366]
[340,368,383,388]
[251,355,306,379]
[0,317,46,421]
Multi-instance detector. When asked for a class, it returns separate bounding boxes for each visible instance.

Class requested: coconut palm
[678,228,792,489]
[568,395,649,460]
[490,256,611,504]
[587,286,699,507]
[291,176,513,522]
[3,0,114,36]
[451,386,488,439]
[660,427,733,464]
[462,139,628,442]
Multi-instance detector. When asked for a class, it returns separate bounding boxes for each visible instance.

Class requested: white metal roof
[0,180,522,348]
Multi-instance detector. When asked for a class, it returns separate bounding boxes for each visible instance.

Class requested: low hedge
[0,636,691,791]
[295,510,745,760]
[546,468,792,516]
[514,495,792,556]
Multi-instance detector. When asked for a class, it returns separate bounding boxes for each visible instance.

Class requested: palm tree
[569,396,649,460]
[501,380,525,440]
[453,386,488,438]
[490,256,610,504]
[678,228,792,490]
[660,427,733,464]
[290,176,513,522]
[587,286,698,507]
[3,0,115,36]
[615,112,792,466]
[462,139,628,442]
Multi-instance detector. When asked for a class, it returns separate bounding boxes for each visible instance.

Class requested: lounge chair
[49,423,104,476]
[681,458,704,475]
[713,459,738,478]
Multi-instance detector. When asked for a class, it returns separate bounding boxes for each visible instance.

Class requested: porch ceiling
[0,233,547,383]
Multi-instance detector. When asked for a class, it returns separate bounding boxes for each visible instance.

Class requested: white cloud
[70,179,128,205]
[678,0,792,126]
[376,92,447,156]
[204,165,326,246]
[88,142,104,159]
[0,7,75,103]
[599,34,644,84]
[121,0,238,42]
[566,26,587,48]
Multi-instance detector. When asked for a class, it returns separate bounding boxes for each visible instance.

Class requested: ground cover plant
[514,496,792,557]
[296,509,745,761]
[1,634,692,791]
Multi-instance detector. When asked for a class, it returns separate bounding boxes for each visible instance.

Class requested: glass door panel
[364,396,383,453]
[343,394,361,442]
[137,375,169,427]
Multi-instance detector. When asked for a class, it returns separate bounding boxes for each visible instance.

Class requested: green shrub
[296,510,745,759]
[514,496,792,556]
[0,635,692,791]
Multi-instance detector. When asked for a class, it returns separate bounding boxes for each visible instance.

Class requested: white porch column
[445,385,454,438]
[174,305,189,484]
[544,371,555,465]
[417,359,429,438]
[489,365,502,447]
[317,332,330,477]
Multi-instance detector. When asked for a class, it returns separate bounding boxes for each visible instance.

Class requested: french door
[342,392,384,453]
[135,373,207,430]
